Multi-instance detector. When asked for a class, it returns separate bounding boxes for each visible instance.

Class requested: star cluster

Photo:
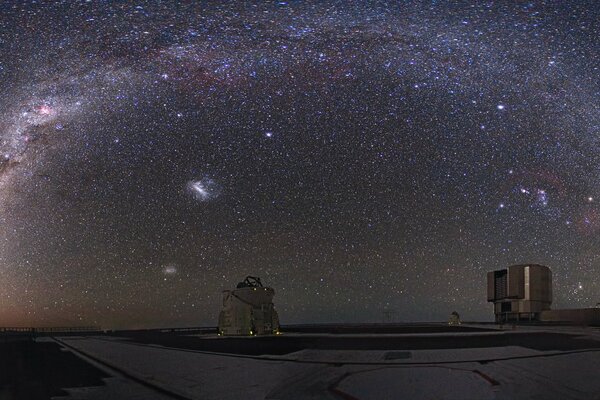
[0,1,599,328]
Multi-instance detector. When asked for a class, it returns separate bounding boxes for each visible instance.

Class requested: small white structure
[218,276,280,336]
[448,311,461,325]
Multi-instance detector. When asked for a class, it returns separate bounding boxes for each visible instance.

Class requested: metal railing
[0,326,101,341]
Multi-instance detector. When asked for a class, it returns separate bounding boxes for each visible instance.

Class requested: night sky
[1,1,599,329]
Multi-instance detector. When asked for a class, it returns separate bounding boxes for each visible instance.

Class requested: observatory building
[488,264,600,325]
[218,276,280,336]
[487,264,552,322]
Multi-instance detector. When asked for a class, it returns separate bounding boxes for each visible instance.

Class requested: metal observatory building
[218,276,280,336]
[487,264,552,323]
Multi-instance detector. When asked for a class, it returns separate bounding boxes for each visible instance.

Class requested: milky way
[0,1,599,328]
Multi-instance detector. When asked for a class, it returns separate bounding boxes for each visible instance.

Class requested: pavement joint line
[473,369,501,386]
[73,335,600,366]
[52,337,197,400]
[328,372,363,400]
[327,365,501,399]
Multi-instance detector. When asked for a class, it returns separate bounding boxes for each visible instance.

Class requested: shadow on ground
[0,340,108,400]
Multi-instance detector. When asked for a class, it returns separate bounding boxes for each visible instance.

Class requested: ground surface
[0,339,107,400]
[2,324,600,399]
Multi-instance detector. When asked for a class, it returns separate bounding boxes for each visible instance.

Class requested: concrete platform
[48,325,600,400]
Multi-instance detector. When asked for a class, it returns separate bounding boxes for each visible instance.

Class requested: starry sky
[1,1,599,329]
